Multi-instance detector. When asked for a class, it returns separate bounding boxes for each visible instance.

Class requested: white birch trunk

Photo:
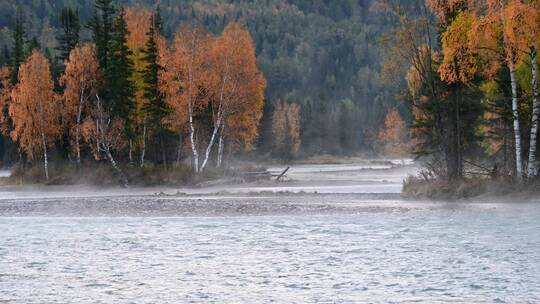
[199,112,222,172]
[188,102,199,173]
[185,51,200,173]
[217,127,224,168]
[527,47,539,177]
[38,101,49,181]
[199,69,229,173]
[510,62,523,180]
[75,86,85,164]
[104,145,128,187]
[41,129,49,181]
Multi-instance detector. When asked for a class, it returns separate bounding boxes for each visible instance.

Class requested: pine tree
[10,12,25,85]
[26,37,40,55]
[106,9,136,123]
[141,16,167,127]
[141,15,170,163]
[56,7,80,70]
[89,0,115,69]
[154,6,164,36]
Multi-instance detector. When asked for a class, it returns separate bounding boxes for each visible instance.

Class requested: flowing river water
[1,160,539,303]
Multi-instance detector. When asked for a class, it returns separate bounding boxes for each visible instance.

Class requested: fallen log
[275,167,290,182]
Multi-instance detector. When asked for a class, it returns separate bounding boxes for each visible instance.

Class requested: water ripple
[0,208,539,303]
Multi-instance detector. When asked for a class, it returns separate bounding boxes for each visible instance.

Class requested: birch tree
[10,50,60,180]
[60,44,100,164]
[81,94,128,187]
[502,0,540,177]
[469,0,528,179]
[201,22,265,171]
[162,25,212,173]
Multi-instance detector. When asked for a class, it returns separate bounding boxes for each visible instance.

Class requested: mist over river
[1,160,539,303]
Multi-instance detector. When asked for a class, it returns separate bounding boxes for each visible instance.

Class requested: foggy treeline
[0,0,411,175]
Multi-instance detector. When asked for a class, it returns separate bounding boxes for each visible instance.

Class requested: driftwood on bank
[275,167,290,182]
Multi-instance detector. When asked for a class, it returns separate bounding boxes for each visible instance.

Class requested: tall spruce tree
[26,37,40,55]
[154,6,164,35]
[141,16,167,126]
[56,7,80,69]
[141,14,170,163]
[89,0,115,69]
[106,9,135,123]
[11,12,25,85]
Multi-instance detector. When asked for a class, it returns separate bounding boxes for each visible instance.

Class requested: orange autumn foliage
[469,12,505,79]
[502,0,539,54]
[426,0,484,24]
[60,44,100,162]
[378,109,411,157]
[10,50,61,160]
[125,7,153,51]
[211,22,266,152]
[162,24,213,132]
[470,0,539,69]
[124,7,155,135]
[0,67,11,134]
[439,11,479,85]
[272,101,301,157]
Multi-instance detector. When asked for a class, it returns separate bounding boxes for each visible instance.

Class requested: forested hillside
[0,0,406,157]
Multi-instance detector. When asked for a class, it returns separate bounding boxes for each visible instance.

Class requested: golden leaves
[162,22,266,151]
[272,101,301,156]
[377,109,411,157]
[439,12,479,85]
[10,50,60,160]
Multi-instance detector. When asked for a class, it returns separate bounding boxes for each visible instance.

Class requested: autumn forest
[0,0,539,192]
[1,1,270,185]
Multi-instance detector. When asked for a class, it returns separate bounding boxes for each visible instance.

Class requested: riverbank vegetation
[0,2,268,186]
[0,0,412,186]
[1,0,538,196]
[384,0,540,198]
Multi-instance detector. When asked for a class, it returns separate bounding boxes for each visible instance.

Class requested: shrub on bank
[402,174,540,200]
[1,161,194,187]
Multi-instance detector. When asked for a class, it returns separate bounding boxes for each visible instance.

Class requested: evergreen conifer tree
[141,16,167,126]
[26,37,40,55]
[89,0,115,69]
[106,9,136,123]
[154,6,164,36]
[11,12,25,85]
[56,7,80,70]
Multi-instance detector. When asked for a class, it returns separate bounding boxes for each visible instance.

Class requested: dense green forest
[0,0,407,163]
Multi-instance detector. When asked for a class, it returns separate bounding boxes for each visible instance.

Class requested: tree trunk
[129,140,133,166]
[200,113,222,172]
[140,123,146,168]
[41,130,49,181]
[38,102,49,181]
[456,90,462,179]
[200,73,228,173]
[188,102,199,173]
[217,130,224,168]
[527,46,539,177]
[104,145,128,187]
[510,62,523,180]
[75,87,85,164]
[161,136,167,168]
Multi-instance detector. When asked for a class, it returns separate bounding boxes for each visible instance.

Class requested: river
[0,160,539,303]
